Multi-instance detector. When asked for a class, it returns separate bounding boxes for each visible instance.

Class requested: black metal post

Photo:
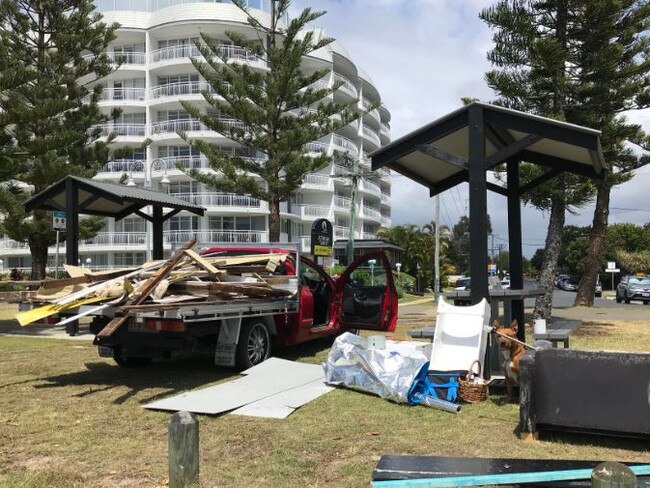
[65,177,79,336]
[467,105,488,305]
[152,206,164,260]
[507,160,525,341]
[65,178,79,266]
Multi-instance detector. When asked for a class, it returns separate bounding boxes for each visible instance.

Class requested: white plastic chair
[429,296,490,372]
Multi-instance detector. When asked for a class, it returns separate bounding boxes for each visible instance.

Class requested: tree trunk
[268,197,280,242]
[533,194,566,320]
[575,179,611,306]
[29,237,49,280]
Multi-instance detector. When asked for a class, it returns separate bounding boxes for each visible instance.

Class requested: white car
[501,276,511,289]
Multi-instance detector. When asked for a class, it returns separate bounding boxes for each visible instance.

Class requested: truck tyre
[624,294,631,304]
[236,321,271,370]
[615,293,622,303]
[113,347,152,368]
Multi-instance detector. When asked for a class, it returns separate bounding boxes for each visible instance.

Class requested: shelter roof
[371,102,605,196]
[25,175,204,220]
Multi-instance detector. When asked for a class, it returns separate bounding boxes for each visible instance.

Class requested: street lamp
[85,257,92,270]
[396,262,401,281]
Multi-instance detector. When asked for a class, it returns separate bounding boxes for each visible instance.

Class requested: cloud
[293,1,650,257]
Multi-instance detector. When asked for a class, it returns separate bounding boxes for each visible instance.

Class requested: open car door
[335,251,398,332]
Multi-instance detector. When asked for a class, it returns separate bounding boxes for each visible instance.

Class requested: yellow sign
[313,245,332,257]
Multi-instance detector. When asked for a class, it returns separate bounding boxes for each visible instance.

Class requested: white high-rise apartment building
[0,0,391,271]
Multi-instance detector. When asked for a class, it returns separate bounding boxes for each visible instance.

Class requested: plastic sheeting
[324,332,437,405]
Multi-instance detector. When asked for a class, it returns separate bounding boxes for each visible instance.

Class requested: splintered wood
[16,241,296,331]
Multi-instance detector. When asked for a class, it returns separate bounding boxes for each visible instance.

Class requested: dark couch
[519,348,650,439]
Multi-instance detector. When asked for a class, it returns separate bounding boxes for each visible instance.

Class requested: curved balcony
[301,173,332,190]
[362,207,382,221]
[334,195,353,210]
[81,232,147,247]
[164,230,268,244]
[380,123,391,139]
[361,99,381,125]
[0,238,28,250]
[151,81,223,100]
[332,134,358,156]
[292,204,330,220]
[381,191,391,205]
[84,51,146,66]
[169,192,266,210]
[362,179,381,197]
[151,43,260,64]
[151,117,245,136]
[91,87,146,103]
[334,225,350,238]
[95,0,273,13]
[333,73,357,98]
[361,125,381,147]
[380,216,391,227]
[99,159,144,174]
[306,141,329,155]
[94,123,146,137]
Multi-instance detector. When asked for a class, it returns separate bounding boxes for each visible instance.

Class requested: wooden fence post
[591,462,637,488]
[169,410,199,488]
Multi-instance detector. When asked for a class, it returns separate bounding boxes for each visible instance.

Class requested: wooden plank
[96,240,197,338]
[183,249,220,275]
[16,295,108,326]
[209,254,288,267]
[208,282,292,298]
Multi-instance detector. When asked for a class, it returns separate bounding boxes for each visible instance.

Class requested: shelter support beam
[507,160,525,342]
[415,145,468,169]
[65,178,79,267]
[152,206,164,260]
[468,105,489,305]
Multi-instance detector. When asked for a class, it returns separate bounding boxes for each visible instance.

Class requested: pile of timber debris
[16,240,296,337]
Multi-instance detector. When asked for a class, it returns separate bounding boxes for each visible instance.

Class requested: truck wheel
[615,293,622,303]
[624,294,631,304]
[113,347,152,368]
[236,321,271,370]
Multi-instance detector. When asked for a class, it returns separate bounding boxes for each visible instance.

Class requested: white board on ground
[230,378,333,419]
[144,357,327,415]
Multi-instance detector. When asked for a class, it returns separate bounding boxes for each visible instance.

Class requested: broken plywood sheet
[230,378,333,419]
[144,358,327,416]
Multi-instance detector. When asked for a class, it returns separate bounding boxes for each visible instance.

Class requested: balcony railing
[169,192,264,209]
[334,195,352,208]
[362,179,381,196]
[165,230,267,244]
[94,123,146,137]
[293,204,330,219]
[95,0,273,13]
[81,232,147,246]
[151,43,259,64]
[332,134,358,156]
[361,125,381,146]
[381,191,391,204]
[363,207,381,220]
[91,51,147,65]
[380,217,391,227]
[151,117,246,135]
[333,74,357,97]
[333,225,349,238]
[0,238,28,250]
[151,81,222,99]
[84,87,146,103]
[100,160,145,173]
[306,142,328,154]
[302,173,331,189]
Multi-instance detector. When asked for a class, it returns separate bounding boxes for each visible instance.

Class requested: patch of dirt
[15,454,64,471]
[572,322,613,337]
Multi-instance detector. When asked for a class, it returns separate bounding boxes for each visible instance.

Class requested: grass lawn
[0,306,649,487]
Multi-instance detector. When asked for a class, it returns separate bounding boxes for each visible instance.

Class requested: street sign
[607,261,616,270]
[310,218,333,257]
[605,268,620,273]
[52,211,66,231]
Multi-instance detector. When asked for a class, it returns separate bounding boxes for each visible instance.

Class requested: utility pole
[434,194,440,296]
[332,152,379,264]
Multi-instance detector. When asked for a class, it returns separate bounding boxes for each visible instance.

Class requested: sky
[293,0,650,257]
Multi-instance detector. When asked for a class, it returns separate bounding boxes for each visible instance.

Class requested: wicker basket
[458,360,489,403]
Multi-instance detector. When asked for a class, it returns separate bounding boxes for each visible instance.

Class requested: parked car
[501,275,511,289]
[454,277,471,291]
[616,274,650,304]
[560,276,579,292]
[555,274,570,288]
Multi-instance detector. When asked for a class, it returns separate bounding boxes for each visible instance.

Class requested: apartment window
[115,217,145,233]
[158,110,191,122]
[169,216,199,231]
[157,74,199,85]
[114,252,145,267]
[168,181,199,194]
[158,146,200,158]
[116,113,145,124]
